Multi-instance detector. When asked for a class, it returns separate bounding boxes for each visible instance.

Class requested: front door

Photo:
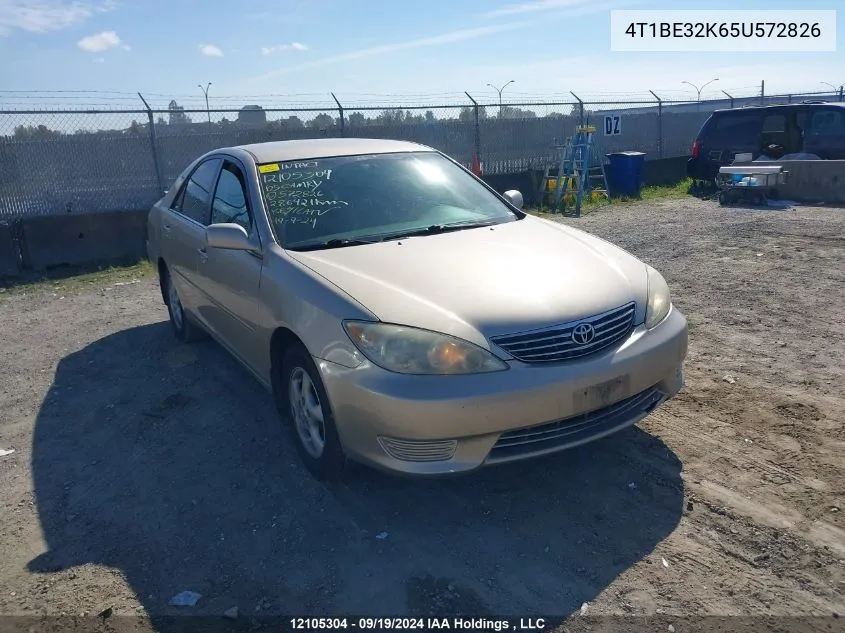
[193,159,265,374]
[804,106,845,159]
[161,157,222,317]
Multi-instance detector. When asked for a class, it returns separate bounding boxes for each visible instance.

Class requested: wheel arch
[270,326,309,394]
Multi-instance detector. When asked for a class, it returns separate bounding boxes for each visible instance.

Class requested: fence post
[570,92,584,126]
[465,92,481,170]
[138,92,165,196]
[331,92,345,137]
[840,86,843,102]
[760,80,765,106]
[722,90,735,108]
[649,90,663,159]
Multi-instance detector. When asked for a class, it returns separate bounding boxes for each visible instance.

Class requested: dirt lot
[0,197,843,628]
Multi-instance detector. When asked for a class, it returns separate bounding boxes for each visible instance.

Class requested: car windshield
[255,151,521,250]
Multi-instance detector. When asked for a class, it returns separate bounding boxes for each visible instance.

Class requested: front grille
[487,387,664,463]
[490,302,636,363]
[378,437,457,462]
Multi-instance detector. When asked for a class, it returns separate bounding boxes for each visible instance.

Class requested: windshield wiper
[288,237,382,252]
[287,220,499,251]
[380,220,499,241]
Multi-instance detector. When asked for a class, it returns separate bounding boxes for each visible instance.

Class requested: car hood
[286,216,649,351]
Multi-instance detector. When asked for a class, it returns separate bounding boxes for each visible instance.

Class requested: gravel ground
[0,197,843,630]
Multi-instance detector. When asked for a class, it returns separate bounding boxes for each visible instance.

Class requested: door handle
[162,224,171,235]
[198,247,208,263]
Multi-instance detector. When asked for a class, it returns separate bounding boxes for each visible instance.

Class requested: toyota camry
[146,138,688,479]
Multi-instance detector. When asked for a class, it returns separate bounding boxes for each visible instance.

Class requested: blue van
[687,102,845,181]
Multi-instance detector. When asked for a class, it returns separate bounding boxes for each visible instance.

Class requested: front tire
[163,268,205,343]
[278,345,347,480]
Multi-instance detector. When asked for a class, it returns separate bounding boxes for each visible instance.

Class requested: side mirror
[206,223,254,251]
[503,189,524,209]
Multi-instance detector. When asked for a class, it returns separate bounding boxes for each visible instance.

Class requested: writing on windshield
[260,165,349,228]
[256,152,518,248]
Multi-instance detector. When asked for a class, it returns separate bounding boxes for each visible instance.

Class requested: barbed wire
[0,85,839,112]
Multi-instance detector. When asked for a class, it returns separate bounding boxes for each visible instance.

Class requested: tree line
[8,100,571,139]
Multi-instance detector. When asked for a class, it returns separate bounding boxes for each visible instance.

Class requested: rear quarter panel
[146,157,201,266]
[146,203,163,264]
[695,110,763,178]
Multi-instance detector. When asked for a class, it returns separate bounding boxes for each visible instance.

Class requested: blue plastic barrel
[606,151,647,196]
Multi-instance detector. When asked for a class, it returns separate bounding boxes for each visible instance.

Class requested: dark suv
[687,102,845,181]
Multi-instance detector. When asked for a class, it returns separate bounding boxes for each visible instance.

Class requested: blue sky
[0,0,842,109]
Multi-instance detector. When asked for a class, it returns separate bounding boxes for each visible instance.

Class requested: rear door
[804,106,845,159]
[760,108,789,154]
[700,109,763,169]
[161,157,222,318]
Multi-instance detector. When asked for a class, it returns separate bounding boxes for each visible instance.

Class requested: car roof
[232,138,434,163]
[711,102,845,115]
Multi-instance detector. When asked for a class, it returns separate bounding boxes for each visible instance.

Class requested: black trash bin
[607,151,647,197]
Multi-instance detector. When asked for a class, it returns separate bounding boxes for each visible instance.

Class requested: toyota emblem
[571,322,595,345]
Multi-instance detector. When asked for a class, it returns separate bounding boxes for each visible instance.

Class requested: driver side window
[211,161,252,232]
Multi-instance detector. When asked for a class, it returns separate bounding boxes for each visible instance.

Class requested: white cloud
[251,0,636,83]
[260,41,308,55]
[77,29,120,52]
[0,0,114,36]
[199,43,223,57]
[484,0,590,18]
[253,23,525,81]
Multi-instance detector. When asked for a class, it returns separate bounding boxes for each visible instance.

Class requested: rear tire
[163,268,206,343]
[276,344,347,481]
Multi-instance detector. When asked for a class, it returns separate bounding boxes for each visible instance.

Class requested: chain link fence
[1,89,840,219]
[0,111,160,218]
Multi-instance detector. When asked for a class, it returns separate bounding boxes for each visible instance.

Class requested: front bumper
[317,307,688,476]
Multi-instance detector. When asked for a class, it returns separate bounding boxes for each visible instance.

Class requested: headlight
[343,321,508,375]
[645,265,672,329]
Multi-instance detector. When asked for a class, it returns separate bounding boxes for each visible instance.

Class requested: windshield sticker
[258,163,280,173]
[280,160,319,171]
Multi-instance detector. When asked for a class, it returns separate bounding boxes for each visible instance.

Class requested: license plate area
[573,374,631,413]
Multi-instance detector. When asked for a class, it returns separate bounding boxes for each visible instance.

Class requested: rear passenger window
[178,158,222,224]
[709,112,761,145]
[170,183,187,211]
[762,114,786,133]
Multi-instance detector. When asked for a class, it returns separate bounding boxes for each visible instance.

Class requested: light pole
[821,81,844,101]
[198,82,212,123]
[682,78,718,111]
[487,80,515,117]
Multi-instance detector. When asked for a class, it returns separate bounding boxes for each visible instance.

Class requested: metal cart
[716,165,788,206]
